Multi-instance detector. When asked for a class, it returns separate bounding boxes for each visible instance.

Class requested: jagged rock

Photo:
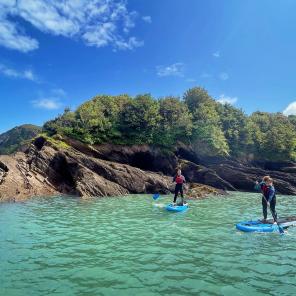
[187,183,226,199]
[64,137,178,175]
[209,161,296,195]
[179,159,236,191]
[0,137,177,201]
[0,153,57,202]
[1,135,296,202]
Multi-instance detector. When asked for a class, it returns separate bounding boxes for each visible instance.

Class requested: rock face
[0,137,177,202]
[0,138,178,200]
[1,136,296,202]
[65,140,296,195]
[68,140,296,195]
[0,153,57,201]
[207,160,296,195]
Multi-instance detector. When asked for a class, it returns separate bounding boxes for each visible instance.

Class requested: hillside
[0,124,41,155]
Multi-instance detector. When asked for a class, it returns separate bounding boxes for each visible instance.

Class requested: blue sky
[1,0,296,133]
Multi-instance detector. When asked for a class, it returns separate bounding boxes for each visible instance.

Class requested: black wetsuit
[256,182,277,221]
[262,186,277,221]
[173,175,185,203]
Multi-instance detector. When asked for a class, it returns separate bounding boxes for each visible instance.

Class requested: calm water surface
[1,192,296,296]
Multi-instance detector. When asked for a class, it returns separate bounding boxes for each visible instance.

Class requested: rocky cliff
[1,135,296,202]
[64,137,296,194]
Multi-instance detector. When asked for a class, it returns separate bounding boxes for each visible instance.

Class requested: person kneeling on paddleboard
[173,169,186,206]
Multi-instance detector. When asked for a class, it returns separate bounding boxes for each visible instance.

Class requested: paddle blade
[278,225,285,234]
[153,193,160,200]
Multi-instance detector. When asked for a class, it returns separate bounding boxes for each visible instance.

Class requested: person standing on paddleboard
[264,178,278,223]
[255,176,277,223]
[173,169,186,206]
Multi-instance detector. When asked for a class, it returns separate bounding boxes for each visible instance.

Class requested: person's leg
[174,185,182,203]
[270,197,277,222]
[180,186,184,205]
[262,196,267,220]
[173,186,178,203]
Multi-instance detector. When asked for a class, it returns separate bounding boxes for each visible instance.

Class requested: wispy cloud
[0,18,39,52]
[0,0,144,52]
[142,16,152,23]
[219,72,229,80]
[32,98,62,110]
[186,78,196,82]
[213,51,220,58]
[217,94,238,105]
[0,64,37,81]
[156,63,185,77]
[283,101,296,116]
[200,73,212,79]
[31,88,66,110]
[51,88,67,97]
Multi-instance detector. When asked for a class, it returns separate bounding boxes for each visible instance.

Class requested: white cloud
[219,72,229,80]
[217,94,238,105]
[0,18,39,52]
[213,51,220,58]
[156,63,185,77]
[23,70,36,81]
[32,98,62,110]
[142,16,152,23]
[0,0,143,52]
[31,88,66,110]
[0,64,37,81]
[283,101,296,116]
[114,36,143,50]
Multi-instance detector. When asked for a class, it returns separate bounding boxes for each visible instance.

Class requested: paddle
[262,194,284,234]
[152,193,160,200]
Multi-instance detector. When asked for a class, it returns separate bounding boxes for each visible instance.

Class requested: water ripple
[1,193,296,295]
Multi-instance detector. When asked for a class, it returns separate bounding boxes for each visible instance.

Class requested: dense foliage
[0,124,41,154]
[43,87,296,161]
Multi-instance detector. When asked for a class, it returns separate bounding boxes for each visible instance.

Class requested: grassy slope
[0,124,42,155]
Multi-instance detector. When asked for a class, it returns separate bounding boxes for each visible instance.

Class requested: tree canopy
[43,87,296,162]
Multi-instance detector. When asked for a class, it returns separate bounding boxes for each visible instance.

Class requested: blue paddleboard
[236,220,280,233]
[166,204,188,212]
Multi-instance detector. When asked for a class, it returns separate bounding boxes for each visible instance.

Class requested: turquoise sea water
[1,192,296,296]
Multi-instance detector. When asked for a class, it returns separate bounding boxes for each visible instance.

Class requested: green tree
[76,95,130,144]
[43,108,76,137]
[155,96,193,147]
[248,112,296,161]
[119,94,160,144]
[216,103,249,157]
[183,87,212,110]
[184,88,229,156]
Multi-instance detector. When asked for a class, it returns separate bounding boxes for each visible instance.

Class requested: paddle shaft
[261,194,284,233]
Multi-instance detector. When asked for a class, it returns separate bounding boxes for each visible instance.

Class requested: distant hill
[0,124,42,155]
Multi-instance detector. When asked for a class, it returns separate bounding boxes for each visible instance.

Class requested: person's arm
[268,186,275,203]
[254,181,263,191]
[182,175,186,183]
